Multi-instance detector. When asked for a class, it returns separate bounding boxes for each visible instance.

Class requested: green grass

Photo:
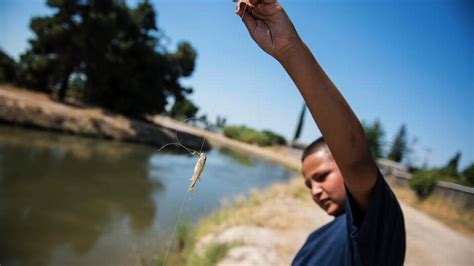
[152,218,233,266]
[223,125,286,146]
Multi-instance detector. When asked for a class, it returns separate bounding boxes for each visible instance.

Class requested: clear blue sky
[1,0,472,169]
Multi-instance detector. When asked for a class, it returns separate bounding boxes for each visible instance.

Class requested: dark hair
[301,137,330,162]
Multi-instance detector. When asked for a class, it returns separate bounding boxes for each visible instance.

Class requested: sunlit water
[0,125,294,266]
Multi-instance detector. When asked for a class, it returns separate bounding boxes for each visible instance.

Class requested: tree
[17,0,197,117]
[292,103,306,143]
[440,151,462,178]
[0,50,18,84]
[17,50,52,93]
[197,113,208,127]
[409,169,440,198]
[263,130,287,145]
[363,119,385,159]
[169,99,198,120]
[405,136,419,168]
[387,124,408,162]
[461,163,474,186]
[215,115,227,128]
[162,42,197,102]
[18,1,83,98]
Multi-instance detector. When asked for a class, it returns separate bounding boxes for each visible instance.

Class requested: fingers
[236,1,256,17]
[249,0,277,5]
[235,1,245,17]
[243,0,281,18]
[251,8,267,20]
[240,8,258,35]
[235,0,273,36]
[255,2,282,16]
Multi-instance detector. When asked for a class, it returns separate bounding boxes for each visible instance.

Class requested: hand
[235,0,302,61]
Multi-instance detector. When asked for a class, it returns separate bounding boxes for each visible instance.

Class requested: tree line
[362,119,474,193]
[0,0,198,118]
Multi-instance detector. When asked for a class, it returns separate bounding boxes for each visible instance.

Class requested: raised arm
[236,0,378,211]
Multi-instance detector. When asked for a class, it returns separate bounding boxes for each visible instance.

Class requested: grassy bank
[223,125,287,146]
[151,220,233,266]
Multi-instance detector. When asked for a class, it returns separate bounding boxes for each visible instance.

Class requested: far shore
[0,84,301,170]
[0,85,209,152]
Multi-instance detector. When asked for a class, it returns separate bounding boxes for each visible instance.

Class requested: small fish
[188,152,207,192]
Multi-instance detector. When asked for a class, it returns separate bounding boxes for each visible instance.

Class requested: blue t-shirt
[292,170,406,266]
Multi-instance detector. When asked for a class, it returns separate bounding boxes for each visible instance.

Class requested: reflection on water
[0,126,294,266]
[217,146,256,167]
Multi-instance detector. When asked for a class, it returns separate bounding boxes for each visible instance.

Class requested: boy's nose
[311,182,323,197]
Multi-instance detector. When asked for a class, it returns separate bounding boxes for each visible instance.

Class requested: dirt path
[403,202,474,265]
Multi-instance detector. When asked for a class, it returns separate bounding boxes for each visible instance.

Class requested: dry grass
[389,180,474,237]
[196,176,314,238]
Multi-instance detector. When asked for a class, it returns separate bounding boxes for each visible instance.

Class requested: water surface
[0,125,294,266]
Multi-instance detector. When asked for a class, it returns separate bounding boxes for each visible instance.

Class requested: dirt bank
[0,85,208,151]
[0,85,300,169]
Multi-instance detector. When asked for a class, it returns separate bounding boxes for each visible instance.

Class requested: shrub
[262,130,287,145]
[176,220,192,252]
[223,126,286,146]
[223,125,245,140]
[461,163,474,186]
[169,99,199,121]
[362,119,385,159]
[240,128,270,146]
[409,169,440,198]
[0,49,18,84]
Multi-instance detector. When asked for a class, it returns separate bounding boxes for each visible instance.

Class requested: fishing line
[158,117,209,266]
[175,117,210,154]
[161,1,256,264]
[161,190,189,266]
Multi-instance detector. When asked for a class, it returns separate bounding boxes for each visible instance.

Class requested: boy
[236,1,406,265]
